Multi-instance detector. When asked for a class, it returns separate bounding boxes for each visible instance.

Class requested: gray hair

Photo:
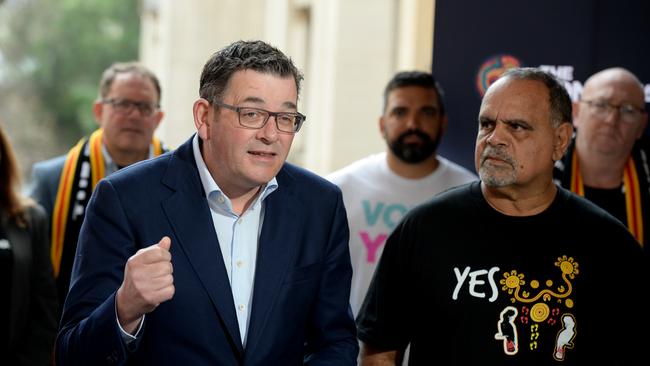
[99,62,161,102]
[500,67,572,127]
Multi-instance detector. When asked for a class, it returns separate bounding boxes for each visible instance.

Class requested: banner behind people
[432,0,650,170]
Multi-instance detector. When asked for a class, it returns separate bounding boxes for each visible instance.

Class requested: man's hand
[116,236,175,334]
[360,343,399,366]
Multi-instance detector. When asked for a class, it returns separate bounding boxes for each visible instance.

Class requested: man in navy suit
[56,40,358,365]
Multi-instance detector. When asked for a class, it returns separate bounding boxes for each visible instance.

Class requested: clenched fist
[116,236,175,334]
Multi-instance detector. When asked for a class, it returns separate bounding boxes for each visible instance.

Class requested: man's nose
[405,113,421,130]
[601,106,621,125]
[486,122,508,146]
[256,116,280,143]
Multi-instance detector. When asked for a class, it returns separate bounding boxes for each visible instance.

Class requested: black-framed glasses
[580,99,646,124]
[213,101,306,133]
[102,98,160,117]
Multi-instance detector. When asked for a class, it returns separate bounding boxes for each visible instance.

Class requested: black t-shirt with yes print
[357,181,648,365]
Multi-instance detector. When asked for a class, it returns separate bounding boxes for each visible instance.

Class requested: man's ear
[193,98,212,140]
[440,114,449,136]
[571,101,581,129]
[92,101,104,128]
[635,112,648,140]
[152,109,164,130]
[379,115,386,138]
[553,122,573,162]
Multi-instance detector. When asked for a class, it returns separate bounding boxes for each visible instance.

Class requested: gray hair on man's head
[499,67,572,127]
[99,62,161,102]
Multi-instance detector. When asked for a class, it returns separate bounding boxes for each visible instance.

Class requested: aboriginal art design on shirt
[495,255,579,361]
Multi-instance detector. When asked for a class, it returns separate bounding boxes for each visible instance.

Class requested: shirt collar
[100,141,157,174]
[191,134,278,204]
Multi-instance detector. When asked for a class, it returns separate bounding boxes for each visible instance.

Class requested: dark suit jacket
[3,205,58,365]
[28,154,67,219]
[56,136,358,365]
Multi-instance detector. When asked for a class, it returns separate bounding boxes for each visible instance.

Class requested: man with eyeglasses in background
[554,67,649,251]
[357,67,647,365]
[28,62,167,315]
[55,40,357,365]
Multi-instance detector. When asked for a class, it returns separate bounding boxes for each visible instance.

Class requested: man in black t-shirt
[357,68,648,365]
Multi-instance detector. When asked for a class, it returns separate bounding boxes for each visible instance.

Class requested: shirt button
[236,260,243,268]
[237,218,243,224]
[217,196,224,203]
[238,304,245,311]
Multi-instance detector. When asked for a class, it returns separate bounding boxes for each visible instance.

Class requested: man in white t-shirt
[328,71,477,316]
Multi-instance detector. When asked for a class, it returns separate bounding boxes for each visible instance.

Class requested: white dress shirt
[118,136,277,346]
[192,134,277,345]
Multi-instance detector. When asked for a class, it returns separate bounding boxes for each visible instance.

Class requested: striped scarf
[51,129,166,300]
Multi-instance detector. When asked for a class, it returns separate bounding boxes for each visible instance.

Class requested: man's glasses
[102,98,160,117]
[581,99,646,124]
[214,101,306,133]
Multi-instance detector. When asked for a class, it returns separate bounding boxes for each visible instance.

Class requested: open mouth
[248,151,277,157]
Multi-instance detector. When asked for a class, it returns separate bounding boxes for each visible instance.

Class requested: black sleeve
[27,163,57,219]
[304,189,359,365]
[14,204,58,365]
[356,218,413,352]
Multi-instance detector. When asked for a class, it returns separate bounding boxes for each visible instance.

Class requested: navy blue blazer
[56,136,358,365]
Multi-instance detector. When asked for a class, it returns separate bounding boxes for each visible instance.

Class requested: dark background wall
[432,0,650,171]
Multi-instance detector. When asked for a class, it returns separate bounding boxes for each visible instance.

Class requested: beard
[388,129,440,164]
[478,145,517,187]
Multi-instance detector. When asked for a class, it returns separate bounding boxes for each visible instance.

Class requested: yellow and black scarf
[51,129,165,297]
[554,139,649,248]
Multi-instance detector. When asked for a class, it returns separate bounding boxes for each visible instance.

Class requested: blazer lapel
[161,138,244,354]
[244,167,305,355]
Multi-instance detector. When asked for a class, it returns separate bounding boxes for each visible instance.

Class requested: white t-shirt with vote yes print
[327,152,477,315]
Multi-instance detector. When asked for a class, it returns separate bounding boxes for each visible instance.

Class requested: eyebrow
[502,118,528,124]
[479,116,533,128]
[390,102,438,109]
[240,96,297,110]
[502,118,533,129]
